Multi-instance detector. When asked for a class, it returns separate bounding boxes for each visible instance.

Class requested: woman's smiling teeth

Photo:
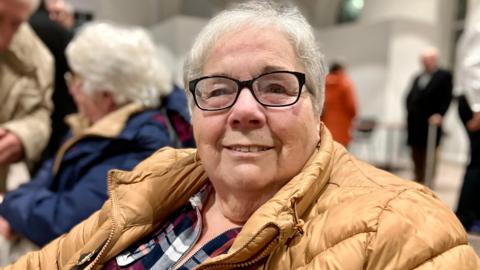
[228,145,271,153]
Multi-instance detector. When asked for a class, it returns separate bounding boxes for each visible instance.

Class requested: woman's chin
[219,170,276,193]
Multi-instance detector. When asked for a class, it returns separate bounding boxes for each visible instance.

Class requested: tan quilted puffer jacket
[0,23,53,188]
[4,128,479,270]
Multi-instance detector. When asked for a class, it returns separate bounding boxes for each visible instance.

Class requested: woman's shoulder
[296,184,474,269]
[320,149,455,234]
[362,186,472,268]
[300,149,472,269]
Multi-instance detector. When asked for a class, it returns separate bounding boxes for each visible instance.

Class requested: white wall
[150,15,207,56]
[361,0,439,25]
[385,20,437,123]
[69,0,182,26]
[316,22,389,119]
[95,0,160,26]
[150,15,208,85]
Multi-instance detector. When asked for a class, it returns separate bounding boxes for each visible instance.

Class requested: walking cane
[424,123,438,189]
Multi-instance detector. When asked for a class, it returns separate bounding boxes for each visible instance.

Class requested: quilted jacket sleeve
[0,148,197,270]
[366,189,480,270]
[1,205,111,270]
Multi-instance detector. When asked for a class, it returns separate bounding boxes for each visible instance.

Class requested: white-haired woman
[0,21,194,265]
[4,1,478,269]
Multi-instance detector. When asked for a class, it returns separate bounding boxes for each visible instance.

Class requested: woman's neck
[175,189,245,267]
[209,184,279,224]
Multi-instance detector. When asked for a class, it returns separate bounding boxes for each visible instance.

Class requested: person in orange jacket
[321,62,358,147]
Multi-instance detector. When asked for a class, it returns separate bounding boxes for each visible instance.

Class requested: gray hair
[66,22,172,108]
[183,0,326,114]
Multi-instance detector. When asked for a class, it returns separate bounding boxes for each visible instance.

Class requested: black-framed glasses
[188,71,306,111]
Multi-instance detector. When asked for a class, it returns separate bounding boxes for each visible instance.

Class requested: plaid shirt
[104,185,241,269]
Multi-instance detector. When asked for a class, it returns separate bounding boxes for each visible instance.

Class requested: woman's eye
[206,88,233,98]
[265,84,288,94]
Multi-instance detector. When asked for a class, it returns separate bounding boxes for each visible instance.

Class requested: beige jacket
[4,127,479,270]
[0,23,53,188]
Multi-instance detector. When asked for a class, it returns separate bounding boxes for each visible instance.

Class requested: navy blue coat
[0,88,195,246]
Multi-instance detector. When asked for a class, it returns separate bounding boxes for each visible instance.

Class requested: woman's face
[66,72,114,123]
[192,27,321,195]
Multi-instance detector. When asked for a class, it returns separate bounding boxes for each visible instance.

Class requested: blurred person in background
[44,0,74,30]
[405,48,453,184]
[0,21,194,265]
[4,2,478,269]
[454,0,480,233]
[321,62,357,147]
[29,0,76,162]
[0,0,53,193]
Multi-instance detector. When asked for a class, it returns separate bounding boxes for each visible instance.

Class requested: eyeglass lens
[194,72,302,110]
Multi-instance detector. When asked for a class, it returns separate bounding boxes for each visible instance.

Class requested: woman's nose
[227,88,266,128]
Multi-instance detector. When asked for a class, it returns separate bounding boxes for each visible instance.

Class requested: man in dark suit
[406,48,453,184]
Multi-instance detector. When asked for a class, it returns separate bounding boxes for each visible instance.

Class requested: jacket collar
[65,102,145,138]
[104,124,334,265]
[52,103,145,174]
[0,23,40,104]
[4,23,37,74]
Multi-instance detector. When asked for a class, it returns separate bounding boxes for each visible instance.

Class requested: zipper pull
[70,251,96,270]
[77,251,95,265]
[70,241,106,270]
[290,198,304,236]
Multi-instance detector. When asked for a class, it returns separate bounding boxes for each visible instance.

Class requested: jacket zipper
[195,199,304,269]
[84,223,115,269]
[75,188,303,269]
[195,236,280,269]
[190,222,282,270]
[77,172,118,270]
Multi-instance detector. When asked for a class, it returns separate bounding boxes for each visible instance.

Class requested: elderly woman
[4,1,479,270]
[0,21,194,263]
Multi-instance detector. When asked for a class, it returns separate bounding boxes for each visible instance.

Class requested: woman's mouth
[227,145,272,153]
